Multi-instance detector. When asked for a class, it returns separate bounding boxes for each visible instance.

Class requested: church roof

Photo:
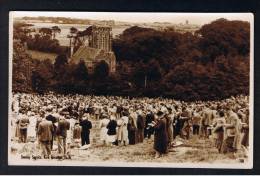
[71,46,102,63]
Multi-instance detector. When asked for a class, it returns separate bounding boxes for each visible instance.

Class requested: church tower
[89,25,112,52]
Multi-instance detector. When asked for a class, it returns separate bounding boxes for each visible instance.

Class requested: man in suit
[37,117,54,159]
[144,110,155,139]
[19,114,30,143]
[56,116,70,158]
[80,114,92,146]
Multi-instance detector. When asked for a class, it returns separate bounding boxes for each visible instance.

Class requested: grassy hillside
[27,50,57,63]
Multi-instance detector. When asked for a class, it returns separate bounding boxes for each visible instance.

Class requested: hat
[157,111,164,117]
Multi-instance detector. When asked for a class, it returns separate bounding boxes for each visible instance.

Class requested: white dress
[27,115,36,140]
[121,116,129,142]
[67,118,76,144]
[99,118,110,141]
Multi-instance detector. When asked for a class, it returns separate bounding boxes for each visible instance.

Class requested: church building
[69,25,116,73]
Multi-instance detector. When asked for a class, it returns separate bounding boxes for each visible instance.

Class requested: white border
[8,12,254,169]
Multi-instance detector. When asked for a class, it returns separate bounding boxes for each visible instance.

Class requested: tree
[53,54,68,81]
[69,27,78,34]
[39,27,52,37]
[93,60,109,79]
[196,18,250,59]
[51,26,61,39]
[73,60,88,82]
[54,54,68,70]
[31,70,46,93]
[147,59,162,82]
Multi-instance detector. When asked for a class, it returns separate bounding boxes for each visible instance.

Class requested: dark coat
[127,117,137,144]
[73,125,82,139]
[80,119,92,134]
[154,117,168,153]
[107,120,117,135]
[137,115,145,130]
[37,119,54,142]
[145,113,154,126]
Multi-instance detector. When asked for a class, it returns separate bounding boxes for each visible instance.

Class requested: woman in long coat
[153,111,168,158]
[127,115,137,145]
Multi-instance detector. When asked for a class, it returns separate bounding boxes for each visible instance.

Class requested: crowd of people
[11,92,250,159]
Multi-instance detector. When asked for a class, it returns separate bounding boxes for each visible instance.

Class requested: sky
[10,11,253,25]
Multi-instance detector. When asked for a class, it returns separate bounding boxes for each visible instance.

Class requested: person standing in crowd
[116,105,123,119]
[106,115,117,146]
[27,111,37,142]
[166,107,174,146]
[200,107,211,138]
[56,116,70,158]
[232,113,243,152]
[241,109,249,148]
[19,113,30,143]
[192,109,201,136]
[127,114,137,145]
[212,111,226,153]
[180,107,191,140]
[15,115,21,142]
[120,111,129,146]
[173,111,182,139]
[99,114,110,145]
[73,122,82,147]
[66,115,75,150]
[153,111,168,158]
[80,114,92,146]
[37,117,54,159]
[136,110,145,143]
[117,115,124,145]
[221,109,239,153]
[144,109,155,139]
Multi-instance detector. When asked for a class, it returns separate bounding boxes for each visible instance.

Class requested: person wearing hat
[18,113,30,143]
[99,114,110,145]
[106,115,117,146]
[73,121,82,147]
[80,113,92,146]
[153,111,168,158]
[117,111,129,146]
[136,109,145,143]
[37,116,54,159]
[56,115,70,158]
[212,111,226,153]
[166,107,174,146]
[192,108,202,136]
[127,111,137,145]
[144,109,155,139]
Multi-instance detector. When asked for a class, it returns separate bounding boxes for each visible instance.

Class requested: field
[9,119,249,166]
[27,50,57,62]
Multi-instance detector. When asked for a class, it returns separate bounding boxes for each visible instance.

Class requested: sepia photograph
[8,11,253,168]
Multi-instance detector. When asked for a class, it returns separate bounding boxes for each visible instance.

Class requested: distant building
[70,25,116,73]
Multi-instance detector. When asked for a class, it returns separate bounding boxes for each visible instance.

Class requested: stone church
[70,25,116,73]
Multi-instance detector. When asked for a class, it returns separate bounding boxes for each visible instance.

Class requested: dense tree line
[13,18,250,101]
[112,18,250,100]
[12,41,33,92]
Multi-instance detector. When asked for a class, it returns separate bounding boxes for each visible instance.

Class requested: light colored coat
[99,118,110,141]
